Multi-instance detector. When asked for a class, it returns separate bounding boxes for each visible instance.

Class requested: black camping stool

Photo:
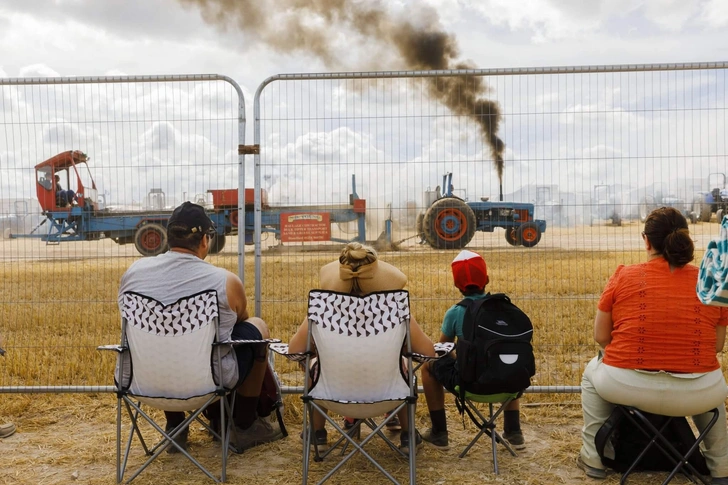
[615,405,719,485]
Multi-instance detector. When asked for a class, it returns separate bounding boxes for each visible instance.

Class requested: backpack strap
[455,297,479,405]
[595,406,623,468]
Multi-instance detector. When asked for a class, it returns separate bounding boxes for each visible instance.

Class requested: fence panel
[0,75,244,391]
[253,64,728,393]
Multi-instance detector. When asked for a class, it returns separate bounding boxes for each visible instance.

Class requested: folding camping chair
[453,389,521,474]
[612,405,719,485]
[98,290,278,484]
[272,289,446,485]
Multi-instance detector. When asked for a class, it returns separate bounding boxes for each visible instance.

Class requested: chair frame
[454,392,519,474]
[616,405,720,485]
[301,290,417,485]
[99,291,279,484]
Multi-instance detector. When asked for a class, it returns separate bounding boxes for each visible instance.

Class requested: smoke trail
[179,0,505,181]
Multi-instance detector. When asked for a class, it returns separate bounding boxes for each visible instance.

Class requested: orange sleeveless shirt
[598,258,728,373]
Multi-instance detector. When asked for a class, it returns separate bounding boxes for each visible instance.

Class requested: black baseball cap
[167,202,215,235]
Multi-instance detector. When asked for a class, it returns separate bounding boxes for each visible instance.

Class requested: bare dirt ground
[0,394,717,485]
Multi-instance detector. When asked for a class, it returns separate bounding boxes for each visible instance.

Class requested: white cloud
[641,0,700,31]
[18,63,60,78]
[698,0,728,28]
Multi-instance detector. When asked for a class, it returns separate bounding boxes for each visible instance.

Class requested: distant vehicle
[416,173,547,249]
[0,199,44,239]
[638,183,696,224]
[533,185,569,227]
[8,150,368,256]
[590,184,621,226]
[692,173,727,222]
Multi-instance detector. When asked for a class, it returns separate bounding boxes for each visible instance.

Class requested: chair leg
[117,397,122,483]
[311,402,406,485]
[302,401,311,485]
[490,403,499,475]
[409,401,417,485]
[458,398,517,475]
[220,396,227,483]
[120,397,224,484]
[619,407,717,485]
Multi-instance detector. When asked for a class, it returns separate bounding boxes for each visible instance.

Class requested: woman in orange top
[578,207,728,482]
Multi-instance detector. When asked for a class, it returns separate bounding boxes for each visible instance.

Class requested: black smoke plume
[180,0,505,182]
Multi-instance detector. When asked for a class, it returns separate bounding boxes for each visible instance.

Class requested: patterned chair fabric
[307,289,411,420]
[120,290,220,411]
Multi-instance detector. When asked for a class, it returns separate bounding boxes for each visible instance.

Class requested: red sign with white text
[280,212,331,242]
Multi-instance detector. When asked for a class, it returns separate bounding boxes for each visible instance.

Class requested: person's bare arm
[409,315,435,357]
[438,332,455,344]
[594,309,613,349]
[225,271,249,322]
[716,326,726,353]
[287,318,310,354]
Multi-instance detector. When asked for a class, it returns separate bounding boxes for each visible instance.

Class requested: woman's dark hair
[643,207,694,267]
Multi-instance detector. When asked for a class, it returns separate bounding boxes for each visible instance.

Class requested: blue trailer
[10,151,367,256]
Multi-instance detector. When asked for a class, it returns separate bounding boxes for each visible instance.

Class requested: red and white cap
[451,250,489,292]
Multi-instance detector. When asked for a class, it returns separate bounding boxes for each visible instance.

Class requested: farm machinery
[8,150,367,256]
[693,173,727,223]
[638,183,696,223]
[590,184,622,226]
[415,173,546,249]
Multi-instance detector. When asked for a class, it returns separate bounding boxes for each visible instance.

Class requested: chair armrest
[97,345,126,353]
[269,343,310,362]
[216,338,282,346]
[410,342,455,363]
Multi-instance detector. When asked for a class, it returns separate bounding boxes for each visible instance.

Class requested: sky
[1,0,727,226]
[1,0,727,84]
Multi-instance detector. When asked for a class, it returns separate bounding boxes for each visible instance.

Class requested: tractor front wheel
[134,223,168,257]
[504,227,520,246]
[423,198,476,250]
[517,222,542,248]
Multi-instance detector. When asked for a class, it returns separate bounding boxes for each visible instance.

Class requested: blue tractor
[694,173,727,223]
[416,173,547,249]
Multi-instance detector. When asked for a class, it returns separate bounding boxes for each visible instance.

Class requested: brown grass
[0,242,725,484]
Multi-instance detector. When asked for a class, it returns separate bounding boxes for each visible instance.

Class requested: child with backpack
[420,250,534,450]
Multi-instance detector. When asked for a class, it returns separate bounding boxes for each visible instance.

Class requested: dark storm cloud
[178,0,506,181]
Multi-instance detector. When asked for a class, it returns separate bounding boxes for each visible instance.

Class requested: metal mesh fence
[0,75,243,391]
[253,64,728,392]
[1,64,726,394]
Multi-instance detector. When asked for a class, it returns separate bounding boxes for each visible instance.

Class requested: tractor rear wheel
[517,222,542,248]
[700,203,713,222]
[717,209,724,223]
[423,198,476,250]
[134,223,168,257]
[504,227,520,246]
[209,233,226,254]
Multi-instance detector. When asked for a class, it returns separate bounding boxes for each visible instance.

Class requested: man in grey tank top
[118,202,283,452]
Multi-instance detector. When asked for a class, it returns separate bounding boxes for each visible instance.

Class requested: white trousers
[580,353,728,477]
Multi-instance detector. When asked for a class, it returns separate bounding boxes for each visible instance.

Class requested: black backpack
[456,293,536,398]
[595,407,709,475]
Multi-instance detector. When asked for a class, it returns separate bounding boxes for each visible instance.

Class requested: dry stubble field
[0,222,726,485]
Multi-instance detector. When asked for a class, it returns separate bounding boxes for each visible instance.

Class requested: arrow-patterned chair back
[306,289,411,418]
[120,290,220,411]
